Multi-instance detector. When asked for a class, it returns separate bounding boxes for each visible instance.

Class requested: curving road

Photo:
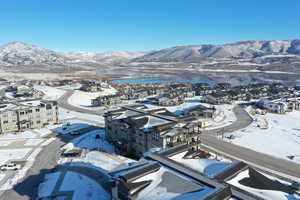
[57,90,106,115]
[201,105,300,182]
[202,105,253,136]
[58,91,300,182]
[1,91,299,200]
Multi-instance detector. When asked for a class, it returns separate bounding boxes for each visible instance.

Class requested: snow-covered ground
[0,127,57,190]
[59,107,105,124]
[227,169,300,200]
[226,110,300,164]
[52,122,91,135]
[62,171,110,200]
[58,127,135,172]
[63,151,135,172]
[34,85,66,101]
[208,104,237,130]
[170,151,232,177]
[0,148,32,165]
[24,139,45,146]
[68,87,117,109]
[68,129,115,153]
[56,83,82,90]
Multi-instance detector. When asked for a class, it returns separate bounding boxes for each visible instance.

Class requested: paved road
[202,105,253,135]
[0,126,102,200]
[0,137,66,200]
[201,106,300,182]
[57,90,106,115]
[201,135,300,182]
[58,91,300,182]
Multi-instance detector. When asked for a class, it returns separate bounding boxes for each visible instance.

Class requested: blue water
[112,78,215,85]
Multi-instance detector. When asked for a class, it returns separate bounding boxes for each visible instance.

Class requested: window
[20,112,25,115]
[36,108,40,112]
[3,120,8,124]
[46,104,52,110]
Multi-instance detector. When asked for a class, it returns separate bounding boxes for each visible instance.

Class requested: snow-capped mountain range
[0,39,300,67]
[0,42,146,66]
[135,39,300,62]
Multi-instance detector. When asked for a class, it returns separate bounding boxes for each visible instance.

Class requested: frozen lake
[112,78,216,85]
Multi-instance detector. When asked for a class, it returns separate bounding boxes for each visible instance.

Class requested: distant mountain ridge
[0,42,146,66]
[135,39,300,62]
[0,39,300,66]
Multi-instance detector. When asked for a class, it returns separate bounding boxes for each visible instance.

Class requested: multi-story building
[80,79,103,92]
[92,94,123,107]
[0,100,59,134]
[104,105,202,157]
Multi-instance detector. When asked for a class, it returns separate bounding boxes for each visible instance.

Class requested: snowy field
[59,127,135,172]
[0,127,57,190]
[61,151,135,172]
[226,110,300,164]
[34,85,66,101]
[68,87,117,109]
[68,129,115,153]
[24,139,45,146]
[0,148,32,165]
[52,122,91,135]
[59,107,105,124]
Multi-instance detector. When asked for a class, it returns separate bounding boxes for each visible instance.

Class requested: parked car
[0,162,21,171]
[291,182,300,191]
[70,131,81,135]
[61,151,81,157]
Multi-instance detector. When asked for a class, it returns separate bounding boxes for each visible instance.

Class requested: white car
[0,163,21,171]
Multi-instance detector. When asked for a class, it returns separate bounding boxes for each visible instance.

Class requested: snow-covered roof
[114,110,142,119]
[0,100,51,112]
[142,115,172,130]
[133,166,214,200]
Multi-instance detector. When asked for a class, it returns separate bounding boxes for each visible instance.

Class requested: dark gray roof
[214,161,248,181]
[158,171,204,194]
[119,162,161,182]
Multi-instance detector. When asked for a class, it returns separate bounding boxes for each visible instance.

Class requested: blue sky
[0,0,299,52]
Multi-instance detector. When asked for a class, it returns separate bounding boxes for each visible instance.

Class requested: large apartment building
[104,104,204,157]
[0,100,59,134]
